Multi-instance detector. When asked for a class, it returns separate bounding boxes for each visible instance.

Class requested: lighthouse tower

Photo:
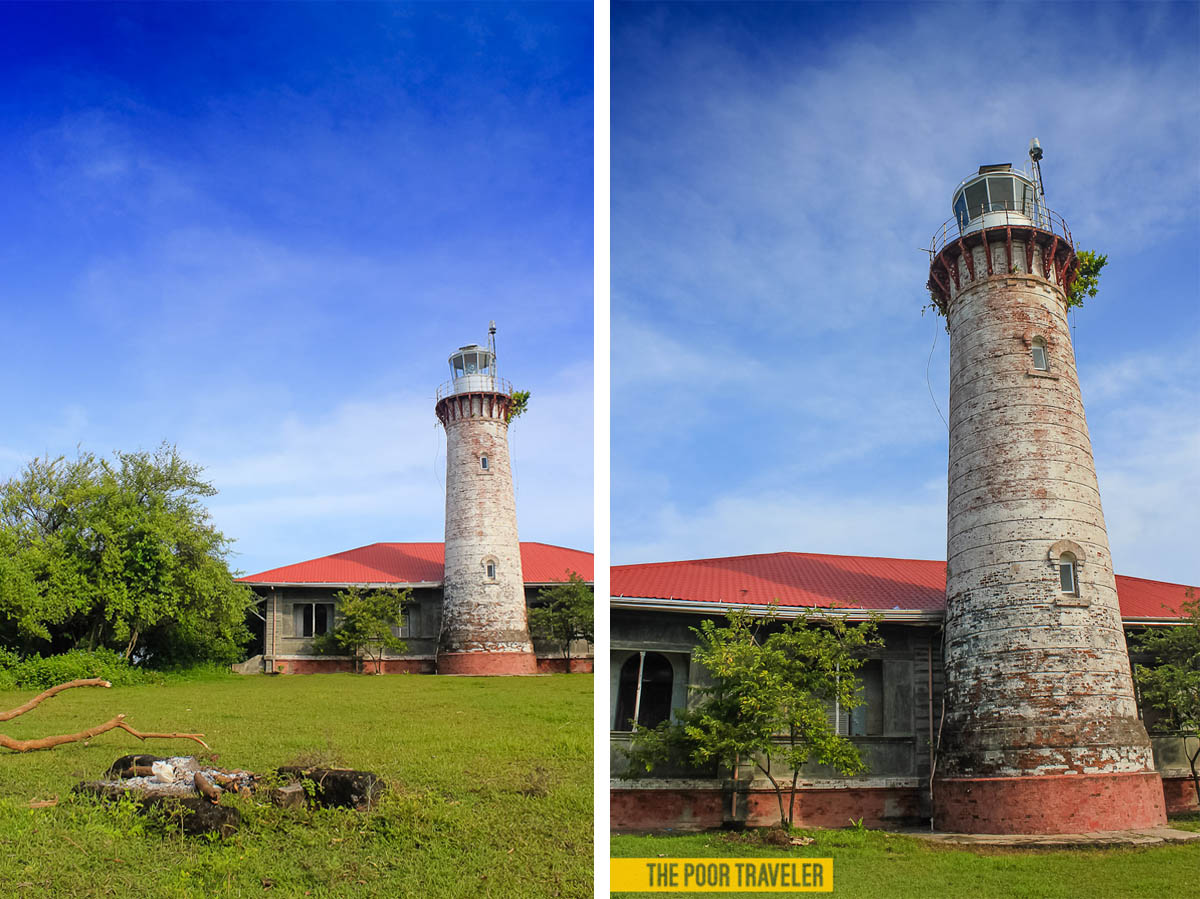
[926,145,1165,833]
[434,323,536,675]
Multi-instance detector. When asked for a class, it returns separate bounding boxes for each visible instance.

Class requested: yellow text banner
[611,858,833,892]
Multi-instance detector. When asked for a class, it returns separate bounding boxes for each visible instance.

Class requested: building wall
[255,583,592,673]
[610,607,1190,829]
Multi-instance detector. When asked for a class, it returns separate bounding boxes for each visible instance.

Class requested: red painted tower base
[436,651,538,676]
[934,771,1167,834]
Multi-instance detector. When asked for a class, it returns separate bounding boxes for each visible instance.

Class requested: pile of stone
[74,754,386,836]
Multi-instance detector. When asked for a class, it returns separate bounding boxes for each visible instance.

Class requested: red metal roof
[242,542,593,586]
[611,551,1194,620]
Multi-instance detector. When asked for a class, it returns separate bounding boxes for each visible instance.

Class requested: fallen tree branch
[0,679,113,722]
[0,713,209,753]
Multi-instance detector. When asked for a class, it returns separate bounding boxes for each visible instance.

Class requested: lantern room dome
[952,164,1042,235]
[445,344,497,395]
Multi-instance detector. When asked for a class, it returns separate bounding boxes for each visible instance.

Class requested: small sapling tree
[527,571,593,669]
[314,587,411,674]
[626,607,881,830]
[1131,588,1200,807]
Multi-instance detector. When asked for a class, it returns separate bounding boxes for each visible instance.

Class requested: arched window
[486,561,496,579]
[1058,551,1077,594]
[480,455,489,471]
[1031,337,1049,371]
[613,652,674,731]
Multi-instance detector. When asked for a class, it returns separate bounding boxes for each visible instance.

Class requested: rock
[276,767,386,810]
[271,782,307,809]
[73,782,241,837]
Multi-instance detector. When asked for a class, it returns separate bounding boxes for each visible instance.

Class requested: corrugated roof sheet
[611,551,1193,620]
[242,542,593,585]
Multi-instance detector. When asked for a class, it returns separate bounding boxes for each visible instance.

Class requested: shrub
[0,648,159,690]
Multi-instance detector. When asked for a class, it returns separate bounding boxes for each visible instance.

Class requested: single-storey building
[610,550,1197,831]
[239,541,593,674]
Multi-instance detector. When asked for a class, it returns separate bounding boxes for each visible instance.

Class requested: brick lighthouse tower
[434,323,536,675]
[926,143,1166,833]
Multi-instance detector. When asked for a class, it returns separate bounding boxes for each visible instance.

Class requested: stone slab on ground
[905,827,1200,849]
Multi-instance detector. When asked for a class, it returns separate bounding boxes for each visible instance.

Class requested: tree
[1067,249,1107,309]
[626,608,881,830]
[506,389,531,421]
[527,571,593,668]
[0,445,254,666]
[1131,588,1200,807]
[313,587,410,674]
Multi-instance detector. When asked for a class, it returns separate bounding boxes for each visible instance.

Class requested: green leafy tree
[528,571,593,668]
[313,587,410,674]
[1067,249,1107,309]
[506,389,531,421]
[627,607,881,829]
[1132,588,1200,807]
[0,445,253,666]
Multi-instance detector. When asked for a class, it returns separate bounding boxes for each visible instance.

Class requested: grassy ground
[611,826,1200,898]
[0,673,592,898]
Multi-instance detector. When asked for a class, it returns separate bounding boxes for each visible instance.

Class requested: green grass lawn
[611,826,1200,899]
[0,673,592,898]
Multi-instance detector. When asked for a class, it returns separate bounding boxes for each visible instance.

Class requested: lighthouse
[926,145,1166,833]
[434,323,537,675]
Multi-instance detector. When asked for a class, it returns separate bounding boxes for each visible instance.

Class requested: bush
[0,648,159,690]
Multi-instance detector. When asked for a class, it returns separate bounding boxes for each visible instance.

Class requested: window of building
[613,652,674,731]
[293,602,335,638]
[848,660,885,736]
[390,604,411,639]
[485,560,496,580]
[480,455,489,470]
[1031,338,1049,371]
[1059,552,1078,594]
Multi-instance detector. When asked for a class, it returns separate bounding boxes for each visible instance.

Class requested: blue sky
[611,1,1200,586]
[0,3,593,576]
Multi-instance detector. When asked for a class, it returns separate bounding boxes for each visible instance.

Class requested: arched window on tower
[1031,337,1049,371]
[613,652,674,731]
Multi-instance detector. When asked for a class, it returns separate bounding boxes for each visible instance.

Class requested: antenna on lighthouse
[1028,137,1046,205]
[488,320,497,375]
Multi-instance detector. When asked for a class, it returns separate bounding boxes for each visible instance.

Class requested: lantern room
[951,164,1042,235]
[447,344,496,395]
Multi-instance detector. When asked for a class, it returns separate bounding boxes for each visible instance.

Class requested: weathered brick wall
[438,393,535,668]
[940,243,1155,782]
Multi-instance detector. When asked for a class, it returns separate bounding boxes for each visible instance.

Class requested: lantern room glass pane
[465,353,478,374]
[453,355,465,377]
[987,176,1015,211]
[954,193,969,230]
[964,182,988,218]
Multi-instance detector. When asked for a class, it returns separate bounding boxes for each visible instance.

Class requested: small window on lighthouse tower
[1031,338,1049,371]
[480,455,489,471]
[1058,552,1077,594]
[486,562,496,580]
